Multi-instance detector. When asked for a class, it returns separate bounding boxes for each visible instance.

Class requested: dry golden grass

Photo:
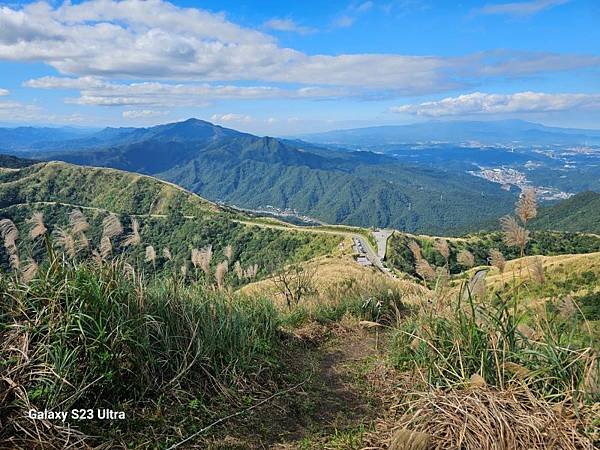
[389,386,596,450]
[241,252,427,312]
[484,251,600,291]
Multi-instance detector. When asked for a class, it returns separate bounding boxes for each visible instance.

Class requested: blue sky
[0,0,598,134]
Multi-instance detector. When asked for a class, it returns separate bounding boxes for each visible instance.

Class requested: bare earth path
[205,327,389,449]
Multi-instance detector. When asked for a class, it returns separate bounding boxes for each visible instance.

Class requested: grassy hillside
[386,230,600,275]
[530,191,600,233]
[45,119,517,234]
[0,161,341,279]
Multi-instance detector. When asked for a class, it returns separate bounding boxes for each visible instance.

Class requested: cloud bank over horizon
[0,0,598,131]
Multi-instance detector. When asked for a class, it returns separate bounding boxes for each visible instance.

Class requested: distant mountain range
[4,118,520,234]
[0,126,94,151]
[299,120,600,146]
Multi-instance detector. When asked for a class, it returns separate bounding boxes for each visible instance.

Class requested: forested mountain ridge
[0,160,341,278]
[530,191,600,234]
[36,119,518,234]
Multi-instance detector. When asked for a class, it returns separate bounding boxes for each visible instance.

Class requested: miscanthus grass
[0,253,280,447]
[390,283,598,403]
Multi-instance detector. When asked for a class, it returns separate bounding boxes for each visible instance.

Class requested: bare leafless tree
[272,264,316,310]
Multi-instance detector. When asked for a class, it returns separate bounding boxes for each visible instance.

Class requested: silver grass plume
[516,188,538,224]
[0,218,18,253]
[145,245,156,264]
[9,253,20,271]
[233,260,243,279]
[489,249,506,273]
[215,260,228,289]
[224,244,233,260]
[415,258,436,281]
[69,209,90,234]
[27,211,47,240]
[434,239,450,261]
[123,262,136,280]
[191,248,201,269]
[408,240,422,261]
[122,217,141,247]
[531,257,545,284]
[54,227,77,258]
[192,245,213,276]
[21,258,38,283]
[102,213,123,241]
[457,250,475,268]
[100,236,112,260]
[500,215,529,256]
[76,232,89,252]
[243,264,259,279]
[162,247,172,261]
[91,249,103,265]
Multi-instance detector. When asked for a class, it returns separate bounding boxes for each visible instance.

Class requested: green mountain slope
[0,161,341,278]
[49,119,517,234]
[530,191,600,234]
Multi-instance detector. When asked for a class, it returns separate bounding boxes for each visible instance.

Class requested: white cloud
[2,1,597,97]
[24,76,353,106]
[332,15,355,28]
[210,113,252,123]
[476,0,570,17]
[0,88,8,96]
[263,18,315,34]
[356,1,374,13]
[390,92,600,116]
[122,109,168,119]
[0,99,43,121]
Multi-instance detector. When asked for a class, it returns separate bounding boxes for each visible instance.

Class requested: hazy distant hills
[299,120,600,146]
[18,118,518,234]
[530,191,600,234]
[0,126,93,151]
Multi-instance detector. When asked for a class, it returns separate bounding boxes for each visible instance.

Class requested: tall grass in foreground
[0,256,280,447]
[390,284,598,403]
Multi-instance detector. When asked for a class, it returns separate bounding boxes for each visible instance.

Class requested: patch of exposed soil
[202,325,393,449]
